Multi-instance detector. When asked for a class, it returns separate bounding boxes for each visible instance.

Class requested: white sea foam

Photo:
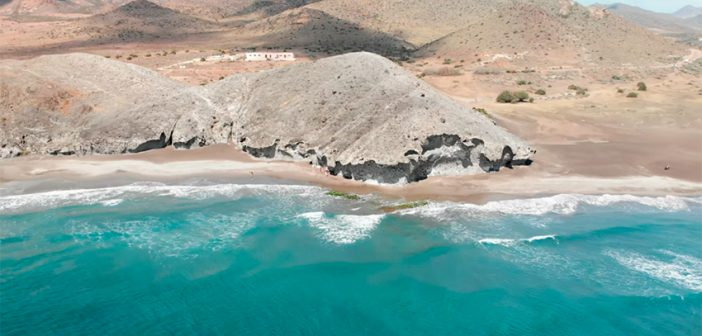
[68,212,256,258]
[398,194,696,219]
[0,183,324,213]
[606,249,702,292]
[478,234,557,247]
[297,212,385,245]
[100,199,123,207]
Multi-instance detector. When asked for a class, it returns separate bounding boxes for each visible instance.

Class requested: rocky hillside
[0,52,533,183]
[415,1,686,66]
[267,0,687,66]
[0,53,221,156]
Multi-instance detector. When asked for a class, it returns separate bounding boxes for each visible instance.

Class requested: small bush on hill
[496,91,514,103]
[627,92,638,98]
[637,82,647,91]
[497,91,531,103]
[535,89,546,95]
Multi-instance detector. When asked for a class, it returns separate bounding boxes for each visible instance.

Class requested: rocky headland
[0,52,534,183]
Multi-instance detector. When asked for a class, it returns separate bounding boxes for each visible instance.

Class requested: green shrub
[497,91,530,103]
[535,89,546,95]
[496,91,514,103]
[514,91,530,101]
[637,82,647,91]
[568,84,578,90]
[617,88,625,94]
[516,80,531,86]
[627,92,638,98]
[443,58,453,64]
[576,88,588,96]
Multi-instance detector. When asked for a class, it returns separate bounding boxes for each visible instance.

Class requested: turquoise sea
[1,182,700,335]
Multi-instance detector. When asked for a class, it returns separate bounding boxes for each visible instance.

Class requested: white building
[245,52,295,62]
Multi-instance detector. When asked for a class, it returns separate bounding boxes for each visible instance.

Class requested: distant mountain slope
[242,7,413,55]
[673,5,702,19]
[331,0,687,66]
[236,0,320,16]
[83,0,222,42]
[0,0,253,18]
[605,3,700,33]
[0,0,130,16]
[305,0,483,47]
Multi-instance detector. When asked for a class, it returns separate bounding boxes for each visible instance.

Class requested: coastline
[2,144,700,203]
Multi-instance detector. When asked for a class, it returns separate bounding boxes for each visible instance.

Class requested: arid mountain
[605,3,700,33]
[673,5,702,19]
[412,1,685,66]
[237,0,320,16]
[83,0,222,42]
[0,0,130,17]
[0,52,533,182]
[0,0,254,19]
[274,0,686,66]
[242,7,412,55]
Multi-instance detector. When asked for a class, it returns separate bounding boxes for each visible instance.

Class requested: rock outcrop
[0,52,534,183]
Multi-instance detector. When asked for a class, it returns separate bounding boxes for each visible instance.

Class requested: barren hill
[283,0,687,66]
[412,0,686,66]
[0,0,130,17]
[605,3,700,34]
[83,0,222,41]
[242,7,412,55]
[0,53,220,155]
[236,0,320,17]
[673,5,702,19]
[0,52,533,183]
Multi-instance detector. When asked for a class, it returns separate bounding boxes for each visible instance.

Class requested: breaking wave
[606,249,702,292]
[0,183,325,214]
[297,212,385,245]
[398,194,698,219]
[478,235,558,247]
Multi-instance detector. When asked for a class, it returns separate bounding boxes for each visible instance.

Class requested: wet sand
[1,143,700,203]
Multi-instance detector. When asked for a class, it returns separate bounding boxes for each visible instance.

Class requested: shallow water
[1,183,700,335]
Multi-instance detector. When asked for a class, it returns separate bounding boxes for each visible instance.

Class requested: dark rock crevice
[128,131,172,153]
[240,133,532,184]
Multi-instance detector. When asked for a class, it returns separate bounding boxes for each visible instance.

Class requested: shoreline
[2,144,700,203]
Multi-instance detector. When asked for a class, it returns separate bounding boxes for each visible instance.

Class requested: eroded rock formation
[0,52,534,183]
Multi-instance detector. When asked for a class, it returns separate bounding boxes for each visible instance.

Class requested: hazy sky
[576,0,702,13]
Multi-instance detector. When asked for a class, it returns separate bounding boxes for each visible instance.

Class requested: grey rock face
[0,52,534,182]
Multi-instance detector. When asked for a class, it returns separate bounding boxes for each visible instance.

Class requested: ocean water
[0,183,700,335]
